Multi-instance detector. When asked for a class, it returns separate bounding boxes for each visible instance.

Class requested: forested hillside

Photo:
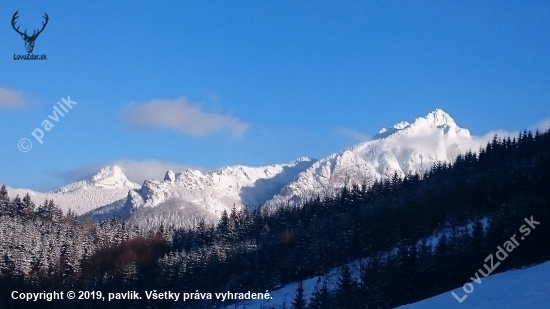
[1,129,549,308]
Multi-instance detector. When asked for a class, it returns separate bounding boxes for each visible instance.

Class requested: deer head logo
[11,11,49,54]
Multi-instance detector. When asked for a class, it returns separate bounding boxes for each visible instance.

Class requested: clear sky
[1,1,549,191]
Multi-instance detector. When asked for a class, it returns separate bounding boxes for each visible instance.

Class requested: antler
[11,11,49,39]
[32,13,49,38]
[11,11,26,37]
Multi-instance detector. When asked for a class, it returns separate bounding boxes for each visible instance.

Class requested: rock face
[125,157,316,217]
[265,109,475,206]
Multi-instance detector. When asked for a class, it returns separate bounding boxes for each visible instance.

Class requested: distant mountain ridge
[6,166,139,215]
[5,109,485,224]
[120,157,317,224]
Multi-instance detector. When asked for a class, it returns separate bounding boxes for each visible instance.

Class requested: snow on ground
[217,219,512,309]
[395,261,550,309]
[219,260,364,309]
[220,261,550,309]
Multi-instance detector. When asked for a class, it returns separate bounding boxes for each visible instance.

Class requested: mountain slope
[6,166,139,215]
[266,109,476,206]
[120,157,316,224]
[220,261,550,309]
[394,261,550,309]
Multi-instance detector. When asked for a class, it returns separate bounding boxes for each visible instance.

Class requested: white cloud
[55,164,104,184]
[472,130,517,148]
[56,159,204,186]
[121,97,250,138]
[0,87,27,109]
[334,127,371,142]
[529,119,550,132]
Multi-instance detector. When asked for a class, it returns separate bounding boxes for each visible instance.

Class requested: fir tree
[0,185,10,216]
[336,264,358,308]
[292,281,307,309]
[308,276,331,309]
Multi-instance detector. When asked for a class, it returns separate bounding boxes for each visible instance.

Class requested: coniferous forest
[1,129,550,308]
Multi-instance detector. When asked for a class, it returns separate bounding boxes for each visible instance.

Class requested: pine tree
[21,193,35,219]
[218,210,230,241]
[472,219,486,261]
[0,185,10,217]
[9,195,22,218]
[360,256,387,309]
[308,276,331,309]
[336,264,357,308]
[292,281,307,309]
[37,199,63,223]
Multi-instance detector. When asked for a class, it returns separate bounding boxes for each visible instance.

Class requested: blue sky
[1,1,549,191]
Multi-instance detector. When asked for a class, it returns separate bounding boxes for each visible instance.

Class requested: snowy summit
[266,109,474,206]
[7,109,486,225]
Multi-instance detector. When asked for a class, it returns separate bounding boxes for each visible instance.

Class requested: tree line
[0,129,549,308]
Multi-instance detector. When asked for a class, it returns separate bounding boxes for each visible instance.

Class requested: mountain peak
[267,108,474,207]
[90,165,138,189]
[292,157,315,164]
[374,109,467,140]
[164,170,176,182]
[92,165,124,181]
[416,108,457,128]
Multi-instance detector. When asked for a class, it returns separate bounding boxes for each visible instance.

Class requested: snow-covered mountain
[5,109,486,225]
[114,157,317,224]
[266,109,476,206]
[5,158,316,225]
[6,166,139,215]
